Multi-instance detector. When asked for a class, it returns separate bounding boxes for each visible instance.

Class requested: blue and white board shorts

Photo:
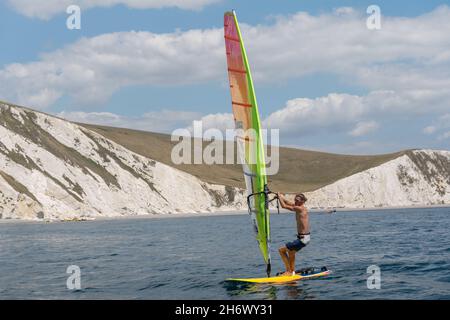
[286,234,310,252]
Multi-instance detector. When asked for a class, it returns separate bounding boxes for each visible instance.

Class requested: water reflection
[223,280,315,300]
[283,283,315,299]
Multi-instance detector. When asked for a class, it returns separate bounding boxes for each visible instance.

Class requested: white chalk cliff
[306,150,450,209]
[0,102,245,220]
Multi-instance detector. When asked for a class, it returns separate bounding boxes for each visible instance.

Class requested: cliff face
[0,102,245,220]
[305,150,450,209]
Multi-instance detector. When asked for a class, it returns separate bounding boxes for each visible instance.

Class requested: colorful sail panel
[224,11,271,276]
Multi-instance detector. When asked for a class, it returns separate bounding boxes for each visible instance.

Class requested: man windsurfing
[277,193,310,276]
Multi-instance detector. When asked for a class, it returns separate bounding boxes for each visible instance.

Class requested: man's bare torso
[295,206,310,234]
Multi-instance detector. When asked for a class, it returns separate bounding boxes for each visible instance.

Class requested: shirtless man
[277,193,310,276]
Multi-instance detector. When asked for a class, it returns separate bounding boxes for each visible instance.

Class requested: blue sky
[0,0,449,154]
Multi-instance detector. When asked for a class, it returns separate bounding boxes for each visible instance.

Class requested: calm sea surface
[0,207,449,299]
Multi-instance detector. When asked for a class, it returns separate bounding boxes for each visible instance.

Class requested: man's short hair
[295,193,307,202]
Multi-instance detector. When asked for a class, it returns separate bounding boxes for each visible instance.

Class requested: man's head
[294,193,307,206]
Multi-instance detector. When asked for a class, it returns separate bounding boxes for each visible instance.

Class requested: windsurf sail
[224,10,273,277]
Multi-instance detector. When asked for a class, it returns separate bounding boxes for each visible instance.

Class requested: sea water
[0,207,449,299]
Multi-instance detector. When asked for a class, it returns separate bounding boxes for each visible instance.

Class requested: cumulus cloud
[244,6,450,86]
[349,121,379,137]
[7,0,220,20]
[1,5,450,153]
[263,93,362,134]
[2,6,450,111]
[423,113,450,140]
[262,88,448,137]
[0,29,224,108]
[58,109,201,133]
[185,113,234,138]
[438,131,450,140]
[423,126,437,135]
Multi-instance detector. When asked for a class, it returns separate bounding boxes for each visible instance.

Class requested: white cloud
[7,0,220,20]
[185,113,234,138]
[58,109,201,133]
[423,126,437,135]
[438,131,450,141]
[423,113,450,140]
[244,6,450,88]
[194,112,234,131]
[349,121,379,137]
[262,89,445,137]
[0,29,224,108]
[1,5,450,154]
[263,93,364,135]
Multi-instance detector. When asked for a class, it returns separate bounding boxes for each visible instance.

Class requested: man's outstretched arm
[278,193,295,211]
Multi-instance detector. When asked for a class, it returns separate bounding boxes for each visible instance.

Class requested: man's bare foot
[280,271,294,276]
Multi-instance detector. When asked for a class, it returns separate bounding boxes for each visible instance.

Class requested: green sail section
[224,10,271,276]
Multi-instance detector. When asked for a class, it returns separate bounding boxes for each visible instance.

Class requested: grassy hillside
[82,124,406,192]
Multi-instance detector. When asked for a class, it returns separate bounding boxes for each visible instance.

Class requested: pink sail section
[224,12,253,134]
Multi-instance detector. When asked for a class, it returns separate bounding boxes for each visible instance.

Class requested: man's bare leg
[278,247,292,275]
[288,250,296,275]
